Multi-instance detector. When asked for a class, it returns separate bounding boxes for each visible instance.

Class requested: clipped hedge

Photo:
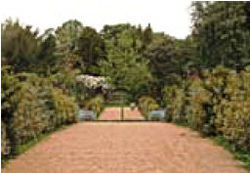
[163,66,250,152]
[221,67,250,151]
[1,70,79,157]
[163,85,186,123]
[1,122,10,156]
[186,78,214,134]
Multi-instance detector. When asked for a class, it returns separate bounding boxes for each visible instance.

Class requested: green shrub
[9,73,49,145]
[50,70,83,96]
[1,70,79,157]
[222,101,250,152]
[203,66,250,151]
[220,67,250,152]
[203,66,233,134]
[1,122,10,156]
[137,96,159,119]
[186,78,213,134]
[84,95,104,116]
[1,65,20,123]
[163,66,250,152]
[49,88,79,127]
[163,85,186,123]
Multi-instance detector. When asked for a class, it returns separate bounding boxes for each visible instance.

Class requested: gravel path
[98,107,145,120]
[2,122,248,173]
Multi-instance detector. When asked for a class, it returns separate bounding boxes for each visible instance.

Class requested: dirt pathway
[3,122,248,173]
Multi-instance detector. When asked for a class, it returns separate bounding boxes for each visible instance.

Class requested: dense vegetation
[1,1,250,165]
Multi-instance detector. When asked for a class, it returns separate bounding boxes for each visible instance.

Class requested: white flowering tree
[76,74,111,90]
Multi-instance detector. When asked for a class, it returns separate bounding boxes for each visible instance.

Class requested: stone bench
[77,109,97,121]
[148,109,166,121]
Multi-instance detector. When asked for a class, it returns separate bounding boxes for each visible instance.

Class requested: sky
[0,0,192,39]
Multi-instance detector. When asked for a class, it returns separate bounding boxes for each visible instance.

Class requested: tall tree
[76,26,105,74]
[100,29,151,101]
[1,19,41,72]
[142,23,153,48]
[37,28,57,75]
[55,20,83,56]
[191,2,250,69]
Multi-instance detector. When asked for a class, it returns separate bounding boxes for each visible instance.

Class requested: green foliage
[77,26,105,74]
[10,74,48,145]
[2,14,250,164]
[138,96,159,119]
[203,66,236,133]
[1,122,10,156]
[1,65,20,122]
[185,78,213,134]
[145,33,197,100]
[55,20,83,56]
[163,85,186,123]
[50,58,82,97]
[37,29,57,75]
[49,87,78,127]
[1,20,60,75]
[100,27,151,101]
[163,66,250,152]
[220,67,250,151]
[214,136,250,168]
[142,23,153,48]
[1,67,78,157]
[55,20,106,74]
[101,23,137,42]
[84,95,105,116]
[1,19,41,72]
[146,34,178,84]
[191,2,250,69]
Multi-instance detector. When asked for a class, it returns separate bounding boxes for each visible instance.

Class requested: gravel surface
[98,107,122,120]
[2,122,248,173]
[98,107,145,120]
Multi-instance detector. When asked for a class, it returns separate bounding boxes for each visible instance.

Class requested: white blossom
[76,75,111,89]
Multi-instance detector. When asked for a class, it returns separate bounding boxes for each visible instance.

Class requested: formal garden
[1,1,250,171]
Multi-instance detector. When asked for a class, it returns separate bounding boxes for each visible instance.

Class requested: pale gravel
[2,108,249,173]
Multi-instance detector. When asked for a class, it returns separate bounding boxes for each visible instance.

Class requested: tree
[100,29,151,102]
[55,20,83,56]
[1,19,41,72]
[175,36,198,76]
[76,26,105,74]
[146,34,180,84]
[37,28,57,75]
[191,2,250,69]
[142,23,153,48]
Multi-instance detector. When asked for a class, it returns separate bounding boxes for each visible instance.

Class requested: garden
[1,1,250,169]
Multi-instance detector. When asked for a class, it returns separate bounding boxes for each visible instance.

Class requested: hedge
[163,66,250,152]
[1,68,78,157]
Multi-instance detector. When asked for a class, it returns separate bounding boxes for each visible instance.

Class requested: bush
[163,66,250,152]
[1,70,79,157]
[10,82,48,145]
[83,95,104,116]
[48,88,78,128]
[220,67,250,152]
[137,96,159,119]
[186,78,214,135]
[163,85,186,123]
[1,65,20,123]
[203,66,232,134]
[49,69,86,105]
[1,122,10,156]
[222,101,250,151]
